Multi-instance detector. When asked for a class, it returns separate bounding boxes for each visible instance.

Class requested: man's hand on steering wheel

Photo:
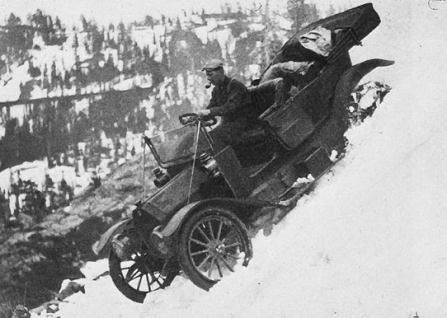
[196,109,217,127]
[179,112,217,127]
[196,109,211,118]
[196,109,218,127]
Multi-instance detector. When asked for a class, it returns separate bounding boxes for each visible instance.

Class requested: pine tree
[80,15,89,32]
[286,0,320,30]
[91,23,104,54]
[144,15,154,27]
[6,13,28,51]
[7,13,20,26]
[326,4,337,17]
[55,16,62,30]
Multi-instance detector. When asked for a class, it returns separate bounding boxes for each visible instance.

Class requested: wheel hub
[207,240,225,256]
[215,243,225,254]
[133,256,150,274]
[112,234,135,261]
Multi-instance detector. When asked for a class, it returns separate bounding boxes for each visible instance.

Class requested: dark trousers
[209,119,247,151]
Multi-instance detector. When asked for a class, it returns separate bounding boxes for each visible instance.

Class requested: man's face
[205,68,224,85]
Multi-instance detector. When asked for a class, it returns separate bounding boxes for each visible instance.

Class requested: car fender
[334,58,395,110]
[92,218,132,256]
[157,198,273,238]
[331,58,395,133]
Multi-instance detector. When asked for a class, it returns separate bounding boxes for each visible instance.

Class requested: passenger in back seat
[259,26,336,98]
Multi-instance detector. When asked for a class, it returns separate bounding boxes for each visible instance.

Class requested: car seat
[232,78,286,167]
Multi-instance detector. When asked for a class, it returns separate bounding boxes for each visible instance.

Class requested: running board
[278,148,342,206]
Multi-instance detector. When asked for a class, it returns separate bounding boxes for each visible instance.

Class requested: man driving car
[197,59,253,148]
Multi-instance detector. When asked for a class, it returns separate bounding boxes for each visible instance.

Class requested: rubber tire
[108,249,177,303]
[178,206,253,291]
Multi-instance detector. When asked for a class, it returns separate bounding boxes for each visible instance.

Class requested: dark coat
[206,76,255,147]
[207,76,253,124]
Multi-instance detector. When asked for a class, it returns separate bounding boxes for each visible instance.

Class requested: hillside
[0,152,162,313]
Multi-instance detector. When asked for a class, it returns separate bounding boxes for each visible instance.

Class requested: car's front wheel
[178,206,252,291]
[108,229,178,303]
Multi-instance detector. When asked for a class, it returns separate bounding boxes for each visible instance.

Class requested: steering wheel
[179,113,217,127]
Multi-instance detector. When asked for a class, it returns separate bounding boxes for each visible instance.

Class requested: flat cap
[202,59,224,71]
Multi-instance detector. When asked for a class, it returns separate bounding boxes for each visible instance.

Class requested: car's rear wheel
[178,206,252,290]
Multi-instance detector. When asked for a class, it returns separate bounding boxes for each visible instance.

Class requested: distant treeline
[0,1,329,172]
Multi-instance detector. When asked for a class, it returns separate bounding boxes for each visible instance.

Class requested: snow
[29,0,447,317]
[0,63,31,102]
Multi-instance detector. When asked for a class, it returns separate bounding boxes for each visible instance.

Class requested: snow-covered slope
[49,1,447,317]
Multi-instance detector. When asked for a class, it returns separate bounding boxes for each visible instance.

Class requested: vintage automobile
[93,3,394,303]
